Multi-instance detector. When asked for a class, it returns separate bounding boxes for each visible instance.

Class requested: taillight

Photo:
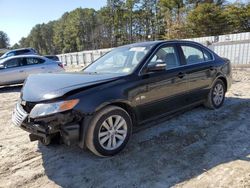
[58,63,64,69]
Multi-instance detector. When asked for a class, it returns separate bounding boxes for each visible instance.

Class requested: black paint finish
[18,40,232,147]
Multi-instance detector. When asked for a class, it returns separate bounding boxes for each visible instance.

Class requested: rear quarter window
[46,56,59,61]
[52,56,59,61]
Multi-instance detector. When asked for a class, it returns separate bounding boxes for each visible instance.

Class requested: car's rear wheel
[204,79,226,109]
[86,106,132,157]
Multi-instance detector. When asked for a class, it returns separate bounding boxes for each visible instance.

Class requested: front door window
[5,58,21,68]
[148,46,179,70]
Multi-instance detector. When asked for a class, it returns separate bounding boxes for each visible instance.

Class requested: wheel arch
[217,76,228,91]
[211,72,228,92]
[97,101,137,127]
[79,101,137,149]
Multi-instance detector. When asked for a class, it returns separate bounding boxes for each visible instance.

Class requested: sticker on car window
[129,47,146,52]
[122,68,131,73]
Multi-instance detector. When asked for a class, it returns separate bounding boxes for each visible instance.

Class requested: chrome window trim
[138,41,215,76]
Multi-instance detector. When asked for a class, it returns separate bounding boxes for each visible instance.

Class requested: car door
[179,43,216,103]
[22,57,47,77]
[0,58,26,85]
[136,44,189,122]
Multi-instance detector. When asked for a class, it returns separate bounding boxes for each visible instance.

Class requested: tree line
[0,31,9,49]
[4,0,250,54]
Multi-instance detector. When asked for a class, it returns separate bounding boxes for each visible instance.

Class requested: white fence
[57,32,250,66]
[57,48,112,67]
[187,32,250,65]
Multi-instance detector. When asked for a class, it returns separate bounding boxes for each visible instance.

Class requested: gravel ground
[0,68,249,188]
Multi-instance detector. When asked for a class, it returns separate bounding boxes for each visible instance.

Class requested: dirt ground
[0,68,249,188]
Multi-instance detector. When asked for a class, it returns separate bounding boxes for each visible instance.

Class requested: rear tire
[204,79,226,109]
[86,106,132,157]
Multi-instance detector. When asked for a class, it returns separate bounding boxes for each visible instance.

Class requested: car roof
[0,55,46,64]
[1,48,37,58]
[117,40,203,49]
[44,55,58,57]
[118,41,163,48]
[8,48,34,52]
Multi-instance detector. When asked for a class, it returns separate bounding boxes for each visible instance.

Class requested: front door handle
[19,70,24,73]
[41,67,45,69]
[178,72,185,79]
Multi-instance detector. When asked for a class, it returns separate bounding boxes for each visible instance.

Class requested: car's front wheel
[204,79,226,109]
[86,106,132,157]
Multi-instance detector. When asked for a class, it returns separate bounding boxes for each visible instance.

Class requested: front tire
[86,106,132,157]
[204,79,226,109]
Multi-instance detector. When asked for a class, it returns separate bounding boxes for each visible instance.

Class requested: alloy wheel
[98,115,127,150]
[212,83,224,106]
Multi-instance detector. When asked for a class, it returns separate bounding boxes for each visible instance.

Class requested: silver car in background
[0,48,38,60]
[0,55,65,86]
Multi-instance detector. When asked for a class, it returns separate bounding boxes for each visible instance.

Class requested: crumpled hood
[21,72,122,102]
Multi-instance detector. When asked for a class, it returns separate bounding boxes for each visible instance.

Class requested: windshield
[84,46,152,74]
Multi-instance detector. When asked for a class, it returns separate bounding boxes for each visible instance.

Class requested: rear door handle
[178,72,185,79]
[19,70,24,73]
[41,67,45,69]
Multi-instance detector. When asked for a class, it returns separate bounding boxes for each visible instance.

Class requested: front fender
[77,98,133,149]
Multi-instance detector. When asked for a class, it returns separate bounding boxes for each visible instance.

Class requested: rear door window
[181,45,204,65]
[25,57,45,65]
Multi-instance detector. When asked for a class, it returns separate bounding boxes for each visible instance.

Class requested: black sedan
[12,40,232,157]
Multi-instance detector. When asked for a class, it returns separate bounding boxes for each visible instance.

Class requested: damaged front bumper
[12,102,81,146]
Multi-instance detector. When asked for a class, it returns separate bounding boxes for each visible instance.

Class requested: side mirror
[147,62,166,72]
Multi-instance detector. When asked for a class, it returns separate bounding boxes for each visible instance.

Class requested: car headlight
[29,99,79,118]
